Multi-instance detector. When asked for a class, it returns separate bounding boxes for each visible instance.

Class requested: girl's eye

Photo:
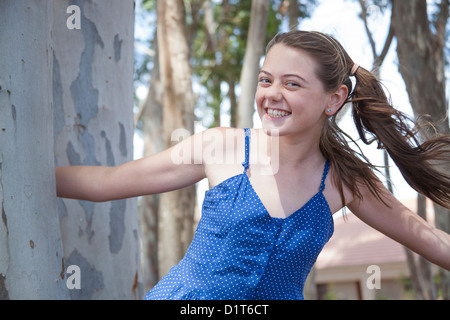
[286,81,300,87]
[259,78,271,84]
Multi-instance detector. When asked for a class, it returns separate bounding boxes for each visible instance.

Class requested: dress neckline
[244,173,330,220]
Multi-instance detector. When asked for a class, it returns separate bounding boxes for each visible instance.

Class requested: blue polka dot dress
[145,128,334,300]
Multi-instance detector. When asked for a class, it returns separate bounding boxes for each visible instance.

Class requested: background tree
[190,0,279,128]
[237,0,270,128]
[354,0,449,300]
[391,0,449,299]
[155,0,198,279]
[356,0,435,300]
[134,0,162,290]
[138,34,163,290]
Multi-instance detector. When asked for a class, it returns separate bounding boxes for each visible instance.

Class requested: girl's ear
[325,85,349,116]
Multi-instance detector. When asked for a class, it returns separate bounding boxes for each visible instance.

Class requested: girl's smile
[265,108,292,119]
[263,97,292,120]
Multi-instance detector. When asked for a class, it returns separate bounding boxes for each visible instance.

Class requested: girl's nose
[265,83,283,102]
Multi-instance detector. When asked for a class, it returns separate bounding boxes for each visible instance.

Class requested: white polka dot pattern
[145,129,334,300]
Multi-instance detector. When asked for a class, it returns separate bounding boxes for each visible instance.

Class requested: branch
[358,0,378,60]
[357,0,394,77]
[434,0,449,47]
[202,0,218,52]
[377,22,394,66]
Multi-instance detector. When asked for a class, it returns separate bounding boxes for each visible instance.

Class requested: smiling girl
[56,30,450,300]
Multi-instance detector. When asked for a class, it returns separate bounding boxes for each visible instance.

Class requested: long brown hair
[266,30,450,209]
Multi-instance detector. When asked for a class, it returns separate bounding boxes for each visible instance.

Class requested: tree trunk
[156,0,197,278]
[392,0,448,132]
[139,32,164,291]
[0,0,70,299]
[416,194,438,300]
[391,0,449,299]
[52,0,142,299]
[228,79,238,127]
[237,0,269,128]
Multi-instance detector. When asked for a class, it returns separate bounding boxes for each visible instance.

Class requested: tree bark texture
[156,0,197,279]
[391,0,450,299]
[0,1,69,299]
[139,32,164,290]
[53,0,142,299]
[392,0,448,132]
[0,0,164,299]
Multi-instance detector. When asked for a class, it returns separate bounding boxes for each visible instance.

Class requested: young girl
[56,30,450,300]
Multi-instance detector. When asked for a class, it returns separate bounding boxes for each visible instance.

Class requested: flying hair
[266,30,450,209]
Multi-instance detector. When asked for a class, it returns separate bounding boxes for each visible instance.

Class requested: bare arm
[56,133,206,202]
[347,179,450,271]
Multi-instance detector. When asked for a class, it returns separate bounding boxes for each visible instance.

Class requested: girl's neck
[257,128,325,172]
[278,136,324,169]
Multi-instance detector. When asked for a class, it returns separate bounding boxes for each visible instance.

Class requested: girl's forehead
[262,44,319,77]
[265,44,316,65]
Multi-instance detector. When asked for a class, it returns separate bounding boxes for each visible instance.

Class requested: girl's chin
[260,123,285,137]
[261,114,290,130]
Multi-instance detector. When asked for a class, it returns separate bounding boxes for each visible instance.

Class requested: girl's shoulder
[200,127,246,187]
[200,126,246,154]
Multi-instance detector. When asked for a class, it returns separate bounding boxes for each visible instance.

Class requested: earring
[327,109,332,113]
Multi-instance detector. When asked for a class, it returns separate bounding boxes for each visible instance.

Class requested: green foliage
[142,0,156,11]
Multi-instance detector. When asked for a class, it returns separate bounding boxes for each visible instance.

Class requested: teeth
[267,108,291,118]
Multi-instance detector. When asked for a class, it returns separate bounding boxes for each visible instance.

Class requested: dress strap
[242,128,251,174]
[319,160,330,192]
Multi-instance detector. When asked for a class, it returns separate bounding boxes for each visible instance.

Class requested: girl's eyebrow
[259,70,308,83]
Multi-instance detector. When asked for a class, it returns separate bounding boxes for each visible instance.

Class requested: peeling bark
[0,0,69,299]
[52,0,142,299]
[0,0,142,299]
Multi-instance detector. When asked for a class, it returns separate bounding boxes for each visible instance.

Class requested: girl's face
[256,43,336,140]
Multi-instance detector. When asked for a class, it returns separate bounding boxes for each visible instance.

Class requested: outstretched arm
[347,179,450,271]
[56,133,206,202]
